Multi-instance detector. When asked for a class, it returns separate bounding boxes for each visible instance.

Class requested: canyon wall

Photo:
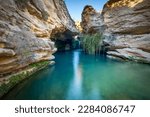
[81,5,104,34]
[81,0,150,63]
[75,21,83,33]
[0,0,77,77]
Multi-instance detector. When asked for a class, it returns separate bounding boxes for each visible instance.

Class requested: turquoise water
[3,50,150,100]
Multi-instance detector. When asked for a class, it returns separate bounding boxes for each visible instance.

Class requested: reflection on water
[3,50,150,100]
[67,51,83,99]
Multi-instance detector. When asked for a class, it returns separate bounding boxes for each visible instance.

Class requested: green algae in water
[0,61,50,98]
[2,50,150,100]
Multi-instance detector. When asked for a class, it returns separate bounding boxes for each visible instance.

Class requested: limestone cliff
[81,5,104,34]
[81,0,150,63]
[75,21,83,33]
[0,0,77,77]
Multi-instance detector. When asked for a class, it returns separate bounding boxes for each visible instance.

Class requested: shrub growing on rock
[81,33,103,54]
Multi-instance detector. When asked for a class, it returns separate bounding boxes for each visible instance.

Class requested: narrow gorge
[0,0,78,97]
[0,0,150,100]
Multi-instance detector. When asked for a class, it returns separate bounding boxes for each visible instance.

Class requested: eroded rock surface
[102,0,150,63]
[81,0,150,63]
[0,0,77,77]
[75,21,83,33]
[81,5,104,34]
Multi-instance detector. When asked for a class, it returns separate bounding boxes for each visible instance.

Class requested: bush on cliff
[81,33,103,54]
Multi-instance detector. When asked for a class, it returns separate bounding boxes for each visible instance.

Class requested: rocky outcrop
[0,0,77,77]
[102,0,150,63]
[81,5,104,34]
[81,0,150,63]
[75,21,83,33]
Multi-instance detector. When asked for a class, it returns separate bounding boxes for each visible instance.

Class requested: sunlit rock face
[81,0,150,63]
[0,0,77,77]
[75,21,83,33]
[102,0,150,63]
[81,5,104,34]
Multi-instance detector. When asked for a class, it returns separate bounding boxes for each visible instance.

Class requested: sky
[65,0,108,21]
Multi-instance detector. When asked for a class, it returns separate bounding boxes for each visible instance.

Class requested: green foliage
[0,61,50,98]
[0,72,28,98]
[81,33,103,54]
[29,61,50,68]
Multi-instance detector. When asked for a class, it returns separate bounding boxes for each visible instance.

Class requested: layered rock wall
[81,0,150,63]
[102,0,150,63]
[81,5,104,34]
[0,0,77,77]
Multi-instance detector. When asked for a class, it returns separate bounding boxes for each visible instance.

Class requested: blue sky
[65,0,108,21]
